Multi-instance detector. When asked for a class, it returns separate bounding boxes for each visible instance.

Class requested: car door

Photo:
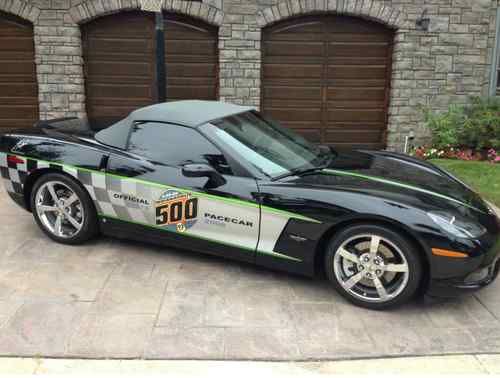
[103,121,260,263]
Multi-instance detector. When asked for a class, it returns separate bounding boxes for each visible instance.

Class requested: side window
[127,122,232,174]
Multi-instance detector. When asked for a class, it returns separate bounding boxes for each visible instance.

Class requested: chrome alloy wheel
[35,181,84,238]
[333,234,410,303]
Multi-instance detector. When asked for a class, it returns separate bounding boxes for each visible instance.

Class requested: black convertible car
[1,100,499,309]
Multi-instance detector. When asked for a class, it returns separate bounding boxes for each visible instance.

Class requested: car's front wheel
[325,225,422,309]
[30,173,98,244]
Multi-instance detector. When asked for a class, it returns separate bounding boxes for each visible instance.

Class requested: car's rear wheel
[325,225,422,309]
[30,173,98,244]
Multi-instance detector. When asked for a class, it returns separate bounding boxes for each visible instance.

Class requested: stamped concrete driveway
[1,188,500,360]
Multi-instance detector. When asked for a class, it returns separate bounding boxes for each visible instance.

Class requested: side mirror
[182,163,226,188]
[318,145,331,154]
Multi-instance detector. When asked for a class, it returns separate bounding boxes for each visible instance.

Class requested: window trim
[489,7,500,96]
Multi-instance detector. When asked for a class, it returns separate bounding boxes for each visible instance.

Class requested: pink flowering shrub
[412,146,498,163]
[488,149,500,164]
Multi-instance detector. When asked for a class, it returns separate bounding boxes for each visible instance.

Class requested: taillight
[7,155,25,165]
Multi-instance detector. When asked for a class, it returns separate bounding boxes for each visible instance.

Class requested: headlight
[485,201,500,218]
[428,211,486,238]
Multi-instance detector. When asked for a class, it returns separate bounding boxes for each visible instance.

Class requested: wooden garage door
[262,16,393,150]
[164,15,218,101]
[82,12,218,129]
[0,11,38,130]
[82,12,157,129]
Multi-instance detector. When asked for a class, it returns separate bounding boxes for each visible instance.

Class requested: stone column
[218,1,261,107]
[32,1,86,120]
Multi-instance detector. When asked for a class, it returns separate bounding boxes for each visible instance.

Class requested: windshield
[206,111,328,178]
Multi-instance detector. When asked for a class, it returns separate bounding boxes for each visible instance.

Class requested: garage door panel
[265,79,325,89]
[0,62,36,75]
[87,61,153,77]
[326,79,387,88]
[0,37,34,51]
[84,14,153,37]
[0,83,38,97]
[165,19,215,38]
[263,86,322,100]
[264,41,324,57]
[326,17,390,34]
[327,100,386,109]
[264,56,326,65]
[87,38,155,54]
[0,12,38,130]
[266,32,326,41]
[87,83,154,99]
[165,40,215,56]
[325,129,384,144]
[328,88,386,100]
[165,55,217,64]
[327,66,387,79]
[165,63,216,77]
[267,21,324,38]
[0,119,38,129]
[266,108,322,122]
[263,64,323,78]
[0,104,38,119]
[326,122,386,130]
[85,53,153,63]
[0,96,38,105]
[263,98,322,109]
[0,75,38,84]
[328,43,389,57]
[328,109,386,122]
[167,76,217,84]
[165,29,214,40]
[328,32,391,43]
[0,52,36,62]
[328,57,388,66]
[166,85,215,100]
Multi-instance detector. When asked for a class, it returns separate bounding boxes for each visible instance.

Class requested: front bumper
[426,210,500,298]
[427,257,500,297]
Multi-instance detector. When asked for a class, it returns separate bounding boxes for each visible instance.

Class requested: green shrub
[422,105,464,149]
[422,97,500,150]
[461,97,500,150]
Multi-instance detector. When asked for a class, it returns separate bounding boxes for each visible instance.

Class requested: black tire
[325,224,422,310]
[30,172,99,245]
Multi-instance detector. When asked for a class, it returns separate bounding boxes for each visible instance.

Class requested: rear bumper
[427,256,500,298]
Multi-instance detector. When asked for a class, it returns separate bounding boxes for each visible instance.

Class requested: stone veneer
[0,0,497,150]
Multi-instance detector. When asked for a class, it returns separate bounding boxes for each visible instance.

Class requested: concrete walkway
[1,188,500,360]
[1,355,500,375]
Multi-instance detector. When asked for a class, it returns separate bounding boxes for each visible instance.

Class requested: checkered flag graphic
[140,0,163,12]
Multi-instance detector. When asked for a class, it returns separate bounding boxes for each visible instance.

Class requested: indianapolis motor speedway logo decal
[155,190,198,232]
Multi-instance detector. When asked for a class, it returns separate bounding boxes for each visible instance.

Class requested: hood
[293,150,489,214]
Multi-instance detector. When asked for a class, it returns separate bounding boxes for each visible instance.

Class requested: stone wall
[0,0,498,150]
